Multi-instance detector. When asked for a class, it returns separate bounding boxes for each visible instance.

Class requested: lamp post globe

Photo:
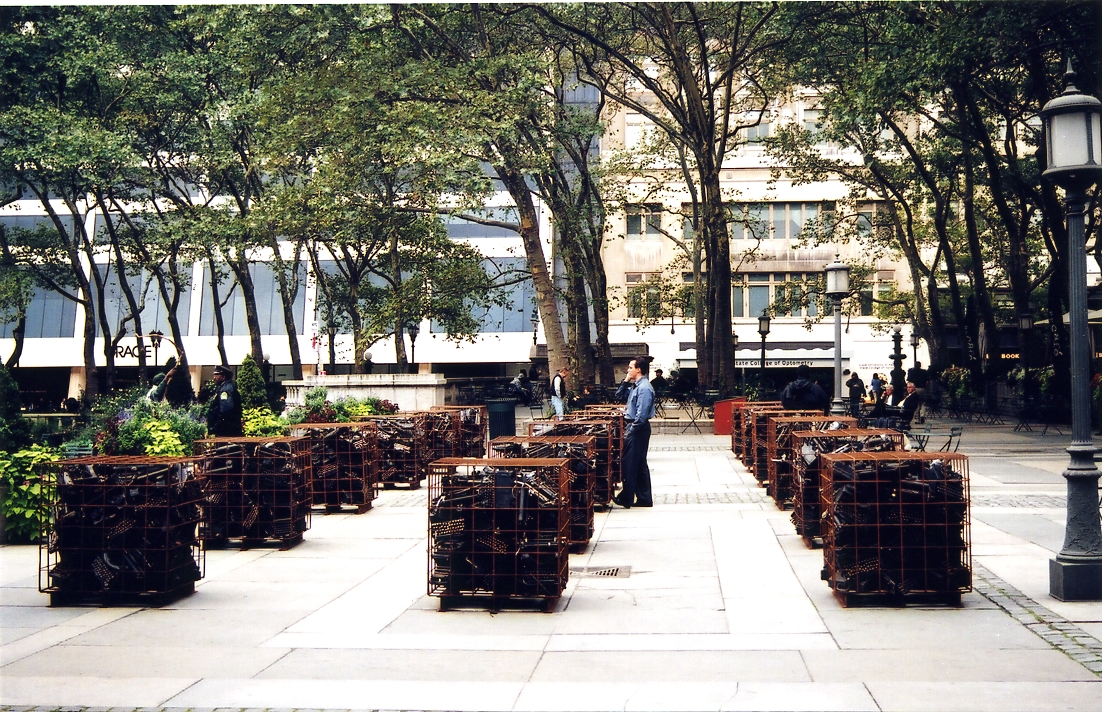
[825,256,850,416]
[1041,62,1102,601]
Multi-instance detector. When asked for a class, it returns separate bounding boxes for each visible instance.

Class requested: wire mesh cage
[490,435,596,553]
[741,404,787,474]
[38,456,205,606]
[194,437,312,548]
[790,429,905,545]
[820,451,971,606]
[289,422,379,514]
[732,401,782,458]
[529,419,619,506]
[766,416,858,508]
[570,408,625,495]
[752,410,822,486]
[427,457,570,612]
[431,405,488,458]
[355,412,429,488]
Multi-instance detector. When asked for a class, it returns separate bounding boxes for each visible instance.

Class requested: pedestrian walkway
[2,420,1102,711]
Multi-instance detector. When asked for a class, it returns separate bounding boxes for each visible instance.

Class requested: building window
[443,208,520,238]
[430,257,535,334]
[730,203,823,241]
[199,262,306,336]
[0,286,76,339]
[743,111,772,143]
[733,272,824,319]
[625,272,661,319]
[802,107,824,135]
[626,205,662,240]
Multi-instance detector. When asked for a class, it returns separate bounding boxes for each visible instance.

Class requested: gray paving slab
[255,647,543,681]
[1,644,290,678]
[974,512,1066,553]
[817,607,1052,650]
[864,681,1102,712]
[0,605,87,629]
[529,650,810,682]
[967,459,1066,484]
[59,608,310,648]
[801,648,1098,682]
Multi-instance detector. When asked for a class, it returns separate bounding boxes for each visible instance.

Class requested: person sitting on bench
[875,381,923,430]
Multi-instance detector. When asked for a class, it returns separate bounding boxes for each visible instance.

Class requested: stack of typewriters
[490,436,596,552]
[529,418,619,506]
[428,458,570,612]
[820,452,970,605]
[290,422,379,513]
[356,413,429,488]
[194,437,312,548]
[430,405,488,458]
[39,456,205,606]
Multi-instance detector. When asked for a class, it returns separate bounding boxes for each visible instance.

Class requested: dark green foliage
[162,356,195,408]
[0,366,31,452]
[237,355,268,410]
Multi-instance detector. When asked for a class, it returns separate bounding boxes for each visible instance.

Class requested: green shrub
[0,445,58,542]
[237,355,268,409]
[243,407,288,436]
[102,398,206,456]
[0,365,31,452]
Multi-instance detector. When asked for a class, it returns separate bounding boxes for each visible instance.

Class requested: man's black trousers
[619,420,652,505]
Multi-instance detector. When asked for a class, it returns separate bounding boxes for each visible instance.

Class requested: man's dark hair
[796,363,811,378]
[633,355,653,377]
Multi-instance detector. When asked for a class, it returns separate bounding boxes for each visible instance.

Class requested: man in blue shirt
[613,355,655,508]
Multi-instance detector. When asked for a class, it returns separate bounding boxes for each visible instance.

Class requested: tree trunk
[495,162,569,375]
[269,241,304,379]
[229,251,265,363]
[5,317,24,369]
[206,251,231,368]
[389,227,409,368]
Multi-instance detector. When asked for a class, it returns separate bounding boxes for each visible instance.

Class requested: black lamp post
[1041,63,1102,601]
[910,330,921,364]
[825,256,850,416]
[1018,312,1034,397]
[530,307,540,346]
[149,329,164,368]
[889,325,907,404]
[407,322,420,366]
[733,332,743,394]
[758,313,770,385]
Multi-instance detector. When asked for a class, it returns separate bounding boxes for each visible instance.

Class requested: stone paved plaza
[3,418,1102,711]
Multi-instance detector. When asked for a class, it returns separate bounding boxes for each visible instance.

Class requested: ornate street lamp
[1041,62,1102,600]
[825,256,850,416]
[1018,312,1034,398]
[149,329,164,368]
[889,325,907,403]
[910,330,921,364]
[758,313,770,385]
[530,307,540,346]
[407,322,420,366]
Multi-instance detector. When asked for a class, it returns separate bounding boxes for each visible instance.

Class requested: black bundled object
[820,451,971,606]
[427,458,569,611]
[364,413,428,487]
[39,457,205,604]
[290,423,378,513]
[195,437,311,547]
[766,415,857,506]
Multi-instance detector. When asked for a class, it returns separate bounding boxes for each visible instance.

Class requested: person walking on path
[206,365,243,437]
[781,364,830,413]
[613,355,656,509]
[550,365,569,420]
[906,361,929,422]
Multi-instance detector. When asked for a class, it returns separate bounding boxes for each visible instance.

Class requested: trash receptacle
[486,398,517,439]
[712,397,746,435]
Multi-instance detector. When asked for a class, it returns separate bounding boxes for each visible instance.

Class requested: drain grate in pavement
[571,565,632,578]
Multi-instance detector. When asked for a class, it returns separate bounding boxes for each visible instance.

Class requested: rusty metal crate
[790,429,904,545]
[820,451,971,607]
[490,435,596,553]
[431,405,489,457]
[752,409,822,486]
[194,437,312,548]
[766,416,858,508]
[732,401,781,458]
[741,403,788,474]
[529,419,617,506]
[289,422,379,514]
[355,412,429,488]
[428,457,570,612]
[38,456,204,606]
[573,408,625,489]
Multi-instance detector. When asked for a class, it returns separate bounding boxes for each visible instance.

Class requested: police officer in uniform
[206,365,243,437]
